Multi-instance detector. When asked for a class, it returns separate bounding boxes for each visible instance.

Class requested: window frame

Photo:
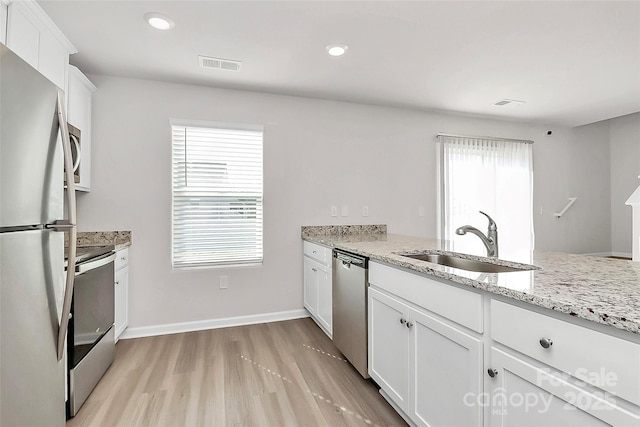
[436,134,534,263]
[170,119,264,270]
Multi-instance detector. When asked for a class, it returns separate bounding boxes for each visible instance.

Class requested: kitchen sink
[399,252,538,273]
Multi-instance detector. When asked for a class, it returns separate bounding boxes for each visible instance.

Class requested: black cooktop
[64,245,115,265]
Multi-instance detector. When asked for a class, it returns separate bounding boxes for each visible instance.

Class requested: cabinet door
[67,66,95,191]
[114,266,129,342]
[316,265,332,336]
[5,2,39,68]
[303,256,318,316]
[488,347,639,427]
[410,307,483,427]
[1,3,8,45]
[368,287,410,413]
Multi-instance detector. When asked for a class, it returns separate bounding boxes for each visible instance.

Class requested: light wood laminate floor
[67,318,407,427]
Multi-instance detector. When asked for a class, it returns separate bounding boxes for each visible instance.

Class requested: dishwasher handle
[334,251,366,267]
[75,252,116,274]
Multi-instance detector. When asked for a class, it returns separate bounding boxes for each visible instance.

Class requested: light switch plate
[341,206,349,217]
[331,206,338,217]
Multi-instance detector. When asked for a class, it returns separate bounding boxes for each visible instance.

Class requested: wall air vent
[493,99,526,106]
[198,55,242,72]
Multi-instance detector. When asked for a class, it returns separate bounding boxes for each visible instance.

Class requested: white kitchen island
[302,227,640,426]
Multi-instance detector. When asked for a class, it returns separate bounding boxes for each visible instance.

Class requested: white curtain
[438,135,534,263]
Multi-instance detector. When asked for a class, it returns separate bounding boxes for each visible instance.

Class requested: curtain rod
[436,133,534,144]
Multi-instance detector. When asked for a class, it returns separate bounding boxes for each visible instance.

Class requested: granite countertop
[66,231,132,251]
[301,227,640,335]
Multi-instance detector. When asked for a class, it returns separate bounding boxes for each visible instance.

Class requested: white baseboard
[611,252,633,259]
[119,309,310,340]
[583,251,632,259]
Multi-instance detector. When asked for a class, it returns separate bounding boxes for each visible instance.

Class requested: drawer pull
[399,318,407,325]
[406,321,414,329]
[487,368,498,378]
[311,268,318,272]
[539,338,553,349]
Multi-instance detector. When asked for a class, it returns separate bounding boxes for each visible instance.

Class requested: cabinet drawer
[491,299,640,406]
[369,262,483,333]
[115,248,129,271]
[303,241,330,265]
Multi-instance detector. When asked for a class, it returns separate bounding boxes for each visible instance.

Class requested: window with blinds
[437,134,534,264]
[171,121,263,268]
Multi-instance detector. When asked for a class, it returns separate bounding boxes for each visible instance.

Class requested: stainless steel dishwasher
[333,249,369,378]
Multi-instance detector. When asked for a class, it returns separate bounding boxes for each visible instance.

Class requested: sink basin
[400,253,537,273]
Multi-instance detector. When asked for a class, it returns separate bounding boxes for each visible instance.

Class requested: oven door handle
[75,252,116,275]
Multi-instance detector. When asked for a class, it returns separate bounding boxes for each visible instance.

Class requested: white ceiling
[40,0,640,127]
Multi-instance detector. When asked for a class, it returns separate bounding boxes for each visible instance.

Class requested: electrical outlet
[220,276,229,289]
[331,206,338,217]
[362,206,369,217]
[341,205,349,217]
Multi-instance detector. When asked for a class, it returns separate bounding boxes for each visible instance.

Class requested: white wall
[534,121,611,254]
[78,75,612,329]
[609,112,640,255]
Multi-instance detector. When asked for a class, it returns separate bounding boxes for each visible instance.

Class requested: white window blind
[171,122,263,268]
[437,135,534,263]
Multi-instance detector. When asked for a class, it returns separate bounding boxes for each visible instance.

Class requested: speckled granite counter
[66,231,132,250]
[301,227,640,335]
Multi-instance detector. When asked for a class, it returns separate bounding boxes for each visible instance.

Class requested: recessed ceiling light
[144,12,175,31]
[326,44,348,57]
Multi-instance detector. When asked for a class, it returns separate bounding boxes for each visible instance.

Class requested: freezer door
[0,44,63,229]
[0,229,65,427]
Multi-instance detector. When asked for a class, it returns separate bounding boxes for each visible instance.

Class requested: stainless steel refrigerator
[0,44,77,426]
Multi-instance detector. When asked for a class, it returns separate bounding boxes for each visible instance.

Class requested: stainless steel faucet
[455,211,499,257]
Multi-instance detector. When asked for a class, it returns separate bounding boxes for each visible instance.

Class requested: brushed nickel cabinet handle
[539,338,553,349]
[488,368,498,378]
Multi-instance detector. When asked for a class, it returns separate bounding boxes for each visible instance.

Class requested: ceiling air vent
[493,99,526,106]
[198,55,242,72]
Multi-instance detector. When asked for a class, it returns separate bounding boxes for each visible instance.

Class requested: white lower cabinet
[114,248,129,342]
[488,347,639,426]
[369,288,410,412]
[411,307,483,427]
[303,242,332,337]
[369,286,483,427]
[368,261,640,426]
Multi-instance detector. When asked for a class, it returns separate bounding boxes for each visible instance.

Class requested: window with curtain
[171,121,263,269]
[437,135,534,263]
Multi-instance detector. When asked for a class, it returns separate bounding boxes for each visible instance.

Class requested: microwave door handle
[70,133,81,173]
[55,90,77,362]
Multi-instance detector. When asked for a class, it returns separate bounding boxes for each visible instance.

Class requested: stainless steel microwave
[67,123,81,183]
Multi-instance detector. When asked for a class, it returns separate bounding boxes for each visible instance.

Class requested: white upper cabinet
[4,0,76,89]
[67,66,96,192]
[1,2,9,46]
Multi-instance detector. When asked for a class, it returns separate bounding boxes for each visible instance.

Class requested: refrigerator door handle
[55,91,77,362]
[45,219,74,232]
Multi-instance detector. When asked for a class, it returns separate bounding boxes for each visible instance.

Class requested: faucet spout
[455,212,499,257]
